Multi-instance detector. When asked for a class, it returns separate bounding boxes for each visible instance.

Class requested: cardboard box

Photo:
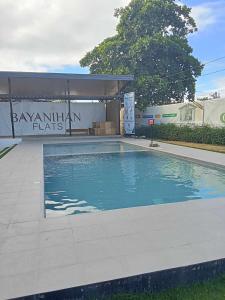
[105,122,115,129]
[100,129,106,135]
[93,122,100,128]
[105,128,116,135]
[93,121,116,135]
[99,122,106,129]
[94,128,106,136]
[94,128,99,135]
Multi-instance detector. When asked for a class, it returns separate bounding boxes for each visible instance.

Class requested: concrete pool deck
[0,136,225,299]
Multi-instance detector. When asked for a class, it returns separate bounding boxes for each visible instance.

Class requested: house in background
[179,102,204,125]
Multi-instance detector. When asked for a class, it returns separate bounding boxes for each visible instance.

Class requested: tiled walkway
[0,137,225,299]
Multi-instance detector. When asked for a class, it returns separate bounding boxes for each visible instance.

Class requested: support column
[119,97,121,135]
[67,79,72,136]
[117,80,121,135]
[8,78,15,138]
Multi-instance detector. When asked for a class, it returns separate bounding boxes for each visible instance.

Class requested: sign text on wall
[12,112,81,131]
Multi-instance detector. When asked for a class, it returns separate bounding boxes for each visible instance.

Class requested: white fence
[137,98,225,127]
[0,102,106,136]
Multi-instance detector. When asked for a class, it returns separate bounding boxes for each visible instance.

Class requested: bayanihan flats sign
[0,102,106,136]
[12,111,81,131]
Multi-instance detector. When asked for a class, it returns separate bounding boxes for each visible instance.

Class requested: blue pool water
[44,142,225,217]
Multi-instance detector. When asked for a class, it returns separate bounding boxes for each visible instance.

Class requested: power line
[163,56,225,80]
[138,72,224,94]
[136,55,225,95]
[118,53,225,82]
[203,55,225,65]
[201,68,225,77]
[161,67,225,86]
[118,53,225,86]
[149,55,225,84]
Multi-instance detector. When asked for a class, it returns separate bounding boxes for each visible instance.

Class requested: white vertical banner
[124,92,135,135]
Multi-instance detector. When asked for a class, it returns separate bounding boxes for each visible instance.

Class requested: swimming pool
[44,141,225,217]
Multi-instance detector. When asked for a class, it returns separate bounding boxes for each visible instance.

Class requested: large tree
[80,0,203,110]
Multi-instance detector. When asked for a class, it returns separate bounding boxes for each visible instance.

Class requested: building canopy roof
[0,71,134,101]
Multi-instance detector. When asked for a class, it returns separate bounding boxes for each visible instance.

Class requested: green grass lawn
[106,274,225,300]
[157,140,225,154]
[0,146,15,159]
[0,147,7,158]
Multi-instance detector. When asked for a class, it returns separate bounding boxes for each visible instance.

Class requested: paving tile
[83,257,129,284]
[187,239,225,262]
[0,223,8,237]
[0,271,38,300]
[0,184,22,194]
[72,223,108,242]
[38,243,78,270]
[0,193,18,205]
[18,189,42,205]
[7,221,39,237]
[68,213,104,227]
[108,234,154,257]
[37,264,86,294]
[121,246,203,276]
[75,238,113,263]
[68,208,132,228]
[12,210,41,222]
[39,216,70,232]
[1,204,15,216]
[11,203,41,222]
[0,249,39,276]
[0,211,12,225]
[121,251,167,276]
[0,233,39,253]
[39,228,74,248]
[210,207,225,222]
[104,217,163,237]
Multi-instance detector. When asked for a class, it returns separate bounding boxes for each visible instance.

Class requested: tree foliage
[80,0,203,110]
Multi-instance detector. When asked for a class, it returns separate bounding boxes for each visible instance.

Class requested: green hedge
[135,124,225,145]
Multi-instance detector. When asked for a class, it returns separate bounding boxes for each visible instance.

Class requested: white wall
[203,99,225,127]
[138,98,225,127]
[0,101,106,136]
[140,103,182,126]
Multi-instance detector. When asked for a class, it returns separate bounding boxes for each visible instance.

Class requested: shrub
[135,124,225,145]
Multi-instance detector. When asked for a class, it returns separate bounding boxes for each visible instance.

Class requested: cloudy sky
[0,0,225,97]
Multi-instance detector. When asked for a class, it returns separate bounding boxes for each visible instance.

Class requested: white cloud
[0,0,130,72]
[214,76,225,97]
[196,76,225,98]
[177,1,224,32]
[191,1,225,32]
[191,4,216,31]
[0,0,223,72]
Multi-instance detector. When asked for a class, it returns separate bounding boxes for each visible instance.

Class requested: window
[180,105,195,122]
